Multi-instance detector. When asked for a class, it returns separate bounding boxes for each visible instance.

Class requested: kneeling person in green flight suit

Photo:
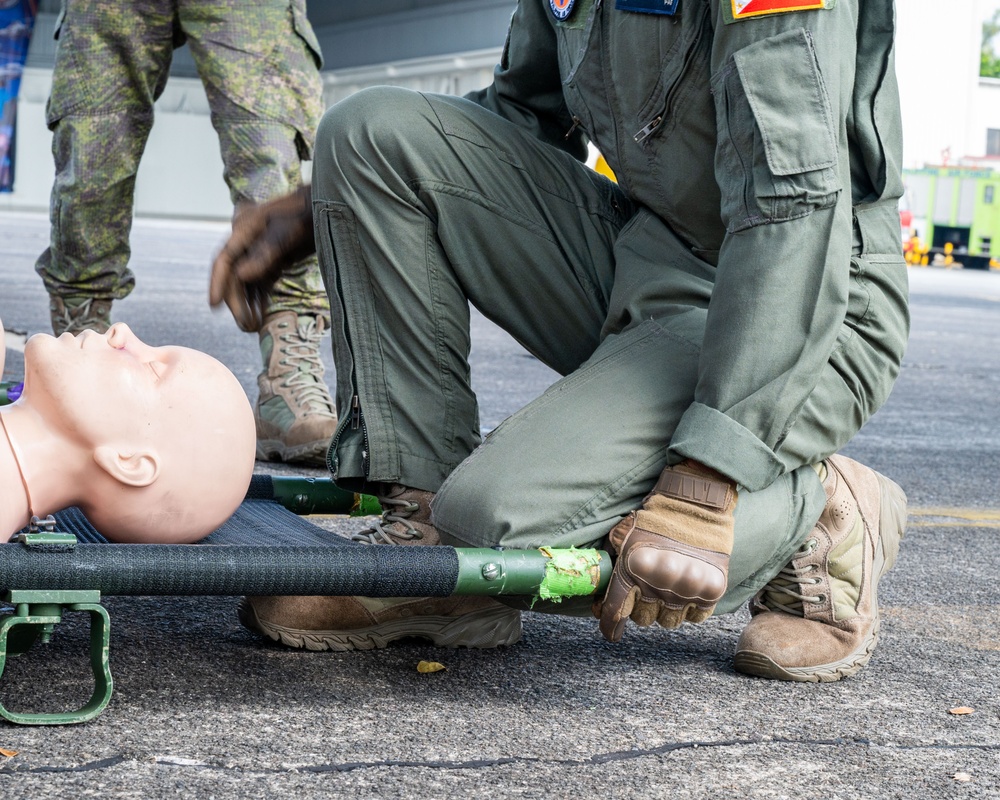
[210,0,910,682]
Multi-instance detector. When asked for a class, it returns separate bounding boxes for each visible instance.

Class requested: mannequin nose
[106,323,134,348]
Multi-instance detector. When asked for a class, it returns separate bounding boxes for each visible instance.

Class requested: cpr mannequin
[0,319,256,543]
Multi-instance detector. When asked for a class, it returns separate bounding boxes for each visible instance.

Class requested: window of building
[989,129,1000,157]
[982,237,992,255]
[987,185,996,205]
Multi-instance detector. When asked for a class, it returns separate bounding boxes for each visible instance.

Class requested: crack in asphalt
[1,738,999,776]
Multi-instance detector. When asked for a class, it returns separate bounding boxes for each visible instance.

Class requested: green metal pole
[265,476,381,516]
[0,381,21,407]
[456,547,611,599]
[4,534,612,600]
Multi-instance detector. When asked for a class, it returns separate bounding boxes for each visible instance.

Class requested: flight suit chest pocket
[713,28,840,233]
[608,3,699,138]
[550,0,602,135]
[553,0,601,77]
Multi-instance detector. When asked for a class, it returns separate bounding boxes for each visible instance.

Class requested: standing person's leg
[183,0,335,466]
[35,0,176,335]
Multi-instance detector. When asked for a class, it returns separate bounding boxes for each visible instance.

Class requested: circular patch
[550,0,576,21]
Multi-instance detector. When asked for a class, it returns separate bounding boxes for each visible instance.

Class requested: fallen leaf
[417,660,446,674]
[954,772,972,782]
[949,707,975,716]
[0,749,16,758]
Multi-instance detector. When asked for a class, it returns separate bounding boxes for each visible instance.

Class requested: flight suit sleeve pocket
[714,29,840,232]
[733,29,837,176]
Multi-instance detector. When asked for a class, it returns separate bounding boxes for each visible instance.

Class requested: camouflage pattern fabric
[35,0,329,322]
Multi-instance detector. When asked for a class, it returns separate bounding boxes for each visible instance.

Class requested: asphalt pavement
[1,210,999,799]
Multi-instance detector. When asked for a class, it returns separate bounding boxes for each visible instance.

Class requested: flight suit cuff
[669,402,784,492]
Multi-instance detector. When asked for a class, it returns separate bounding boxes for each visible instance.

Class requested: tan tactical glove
[209,184,316,332]
[595,460,738,642]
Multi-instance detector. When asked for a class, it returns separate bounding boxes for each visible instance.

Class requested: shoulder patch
[724,0,834,24]
[550,0,577,20]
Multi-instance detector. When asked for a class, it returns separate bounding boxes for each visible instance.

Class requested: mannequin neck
[0,408,30,539]
[0,403,93,541]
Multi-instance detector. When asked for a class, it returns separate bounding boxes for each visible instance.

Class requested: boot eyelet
[813,594,826,604]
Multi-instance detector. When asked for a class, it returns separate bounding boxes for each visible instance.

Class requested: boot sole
[238,598,523,652]
[734,473,908,682]
[256,438,330,468]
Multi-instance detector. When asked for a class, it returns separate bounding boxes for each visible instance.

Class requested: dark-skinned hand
[209,184,315,332]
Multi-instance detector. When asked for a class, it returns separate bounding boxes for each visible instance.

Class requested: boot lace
[351,495,424,544]
[52,299,111,336]
[278,317,336,416]
[756,538,826,616]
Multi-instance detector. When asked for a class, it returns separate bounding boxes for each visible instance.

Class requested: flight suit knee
[315,86,445,192]
[431,462,515,550]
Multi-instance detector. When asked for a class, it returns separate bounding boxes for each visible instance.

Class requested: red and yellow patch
[728,0,827,22]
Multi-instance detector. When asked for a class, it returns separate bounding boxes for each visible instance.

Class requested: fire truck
[902,165,1000,270]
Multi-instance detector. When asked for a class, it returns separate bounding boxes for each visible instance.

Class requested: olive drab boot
[734,455,908,682]
[255,310,338,467]
[238,484,523,651]
[49,296,112,336]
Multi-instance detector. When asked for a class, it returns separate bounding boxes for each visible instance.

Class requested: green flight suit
[314,0,909,613]
[36,0,329,320]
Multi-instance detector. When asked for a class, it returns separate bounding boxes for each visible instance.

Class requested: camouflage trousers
[35,0,329,323]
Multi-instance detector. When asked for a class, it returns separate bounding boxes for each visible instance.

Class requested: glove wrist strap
[652,468,734,510]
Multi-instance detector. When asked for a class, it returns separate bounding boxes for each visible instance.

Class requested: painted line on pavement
[908,507,1000,528]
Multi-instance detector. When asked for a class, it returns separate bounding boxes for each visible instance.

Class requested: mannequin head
[1,323,256,543]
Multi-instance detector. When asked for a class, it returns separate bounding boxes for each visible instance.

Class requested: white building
[3,1,999,219]
[897,0,1000,168]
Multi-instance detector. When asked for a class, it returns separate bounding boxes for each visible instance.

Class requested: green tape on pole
[351,494,382,517]
[537,547,604,602]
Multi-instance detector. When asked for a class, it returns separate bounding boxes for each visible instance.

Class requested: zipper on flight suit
[324,237,371,478]
[633,6,708,145]
[565,115,583,139]
[327,392,370,477]
[351,394,370,476]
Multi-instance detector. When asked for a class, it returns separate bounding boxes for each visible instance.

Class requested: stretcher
[0,473,612,726]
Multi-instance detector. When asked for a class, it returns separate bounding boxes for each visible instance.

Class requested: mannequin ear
[93,445,160,488]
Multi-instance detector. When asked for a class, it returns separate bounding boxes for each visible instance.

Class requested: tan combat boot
[238,484,523,651]
[49,296,112,336]
[733,455,907,682]
[255,310,338,467]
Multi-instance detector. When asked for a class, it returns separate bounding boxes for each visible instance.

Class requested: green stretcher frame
[0,477,612,726]
[0,381,20,406]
